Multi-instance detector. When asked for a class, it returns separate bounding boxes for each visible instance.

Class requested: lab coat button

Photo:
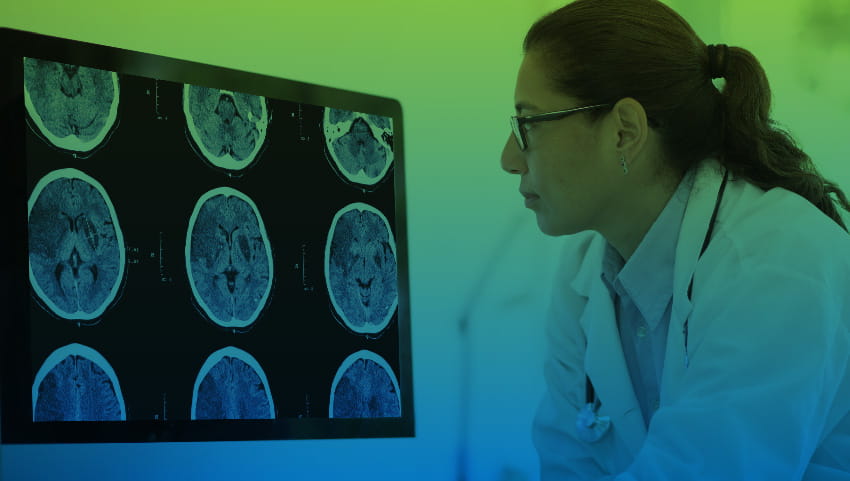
[653,400,659,410]
[637,325,647,338]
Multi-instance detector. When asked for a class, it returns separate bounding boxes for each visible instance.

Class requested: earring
[620,155,629,175]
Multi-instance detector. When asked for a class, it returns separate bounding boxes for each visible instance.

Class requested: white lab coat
[533,158,850,480]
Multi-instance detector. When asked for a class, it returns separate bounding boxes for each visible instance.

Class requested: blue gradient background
[2,0,849,480]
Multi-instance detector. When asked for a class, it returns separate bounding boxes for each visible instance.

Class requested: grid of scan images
[23,57,402,427]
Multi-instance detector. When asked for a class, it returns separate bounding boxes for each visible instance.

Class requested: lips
[521,190,540,208]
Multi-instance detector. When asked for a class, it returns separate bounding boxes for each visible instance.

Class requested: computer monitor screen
[0,27,412,443]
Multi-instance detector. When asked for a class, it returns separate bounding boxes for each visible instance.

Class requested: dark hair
[523,0,850,232]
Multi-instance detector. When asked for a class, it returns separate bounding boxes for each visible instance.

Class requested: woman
[500,0,850,479]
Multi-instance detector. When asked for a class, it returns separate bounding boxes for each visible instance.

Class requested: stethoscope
[577,169,730,443]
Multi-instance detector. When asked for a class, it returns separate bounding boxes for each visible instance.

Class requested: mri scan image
[32,343,126,421]
[183,85,269,172]
[323,108,393,187]
[28,168,125,322]
[329,350,400,418]
[325,202,398,335]
[191,346,275,420]
[186,187,273,330]
[23,57,119,153]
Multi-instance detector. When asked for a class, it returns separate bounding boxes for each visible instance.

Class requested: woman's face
[501,51,624,237]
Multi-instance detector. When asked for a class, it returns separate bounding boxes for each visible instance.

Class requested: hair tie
[707,44,728,79]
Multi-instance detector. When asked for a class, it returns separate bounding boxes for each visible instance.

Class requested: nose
[500,133,526,175]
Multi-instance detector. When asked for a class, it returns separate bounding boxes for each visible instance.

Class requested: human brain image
[32,343,126,421]
[28,169,125,322]
[191,346,275,420]
[186,187,273,329]
[323,107,393,187]
[184,85,268,171]
[325,203,397,335]
[329,350,401,418]
[23,57,119,153]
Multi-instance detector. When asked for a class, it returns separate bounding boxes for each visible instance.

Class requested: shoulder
[684,185,850,375]
[717,180,850,280]
[692,181,850,338]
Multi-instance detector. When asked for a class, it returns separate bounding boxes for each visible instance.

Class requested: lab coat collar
[671,158,728,320]
[571,158,728,458]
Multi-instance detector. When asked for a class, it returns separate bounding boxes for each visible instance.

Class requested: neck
[597,169,683,262]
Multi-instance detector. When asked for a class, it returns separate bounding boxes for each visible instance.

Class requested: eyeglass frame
[510,103,613,152]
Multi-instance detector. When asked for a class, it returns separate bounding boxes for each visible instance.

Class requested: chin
[536,215,582,237]
[535,217,564,237]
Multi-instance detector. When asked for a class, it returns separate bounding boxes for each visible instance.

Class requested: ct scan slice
[186,187,273,329]
[24,57,119,154]
[325,202,398,336]
[28,168,125,322]
[323,107,393,187]
[184,85,269,172]
[329,350,401,418]
[191,346,275,420]
[32,343,126,422]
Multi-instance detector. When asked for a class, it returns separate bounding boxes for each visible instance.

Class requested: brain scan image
[191,346,275,420]
[183,85,269,172]
[323,107,393,187]
[32,343,126,421]
[325,203,398,336]
[186,187,273,330]
[28,169,125,322]
[329,350,400,418]
[23,57,119,154]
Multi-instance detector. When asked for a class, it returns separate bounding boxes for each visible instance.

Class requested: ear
[610,97,649,156]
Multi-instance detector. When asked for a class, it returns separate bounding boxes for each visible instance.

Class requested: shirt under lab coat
[599,167,692,430]
[532,157,850,480]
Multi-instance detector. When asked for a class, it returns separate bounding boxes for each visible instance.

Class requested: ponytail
[720,46,850,231]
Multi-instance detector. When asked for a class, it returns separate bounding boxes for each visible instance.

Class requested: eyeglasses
[510,103,612,151]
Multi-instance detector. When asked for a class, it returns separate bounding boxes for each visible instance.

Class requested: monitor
[0,27,413,443]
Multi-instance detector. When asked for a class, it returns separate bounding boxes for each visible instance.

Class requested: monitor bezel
[0,27,413,444]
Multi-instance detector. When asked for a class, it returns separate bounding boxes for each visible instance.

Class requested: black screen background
[24,72,400,425]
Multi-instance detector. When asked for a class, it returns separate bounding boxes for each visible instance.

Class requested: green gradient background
[2,1,849,480]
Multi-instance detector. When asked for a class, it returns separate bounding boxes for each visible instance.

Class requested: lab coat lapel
[673,159,725,305]
[572,159,728,455]
[576,253,647,458]
[569,158,728,459]
[667,158,728,378]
